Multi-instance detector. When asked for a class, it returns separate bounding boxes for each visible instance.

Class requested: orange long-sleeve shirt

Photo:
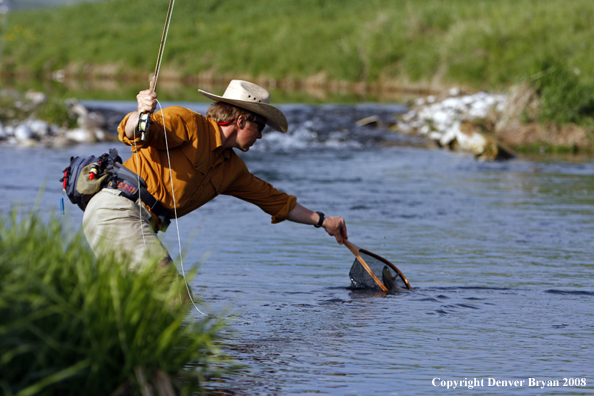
[117,106,296,223]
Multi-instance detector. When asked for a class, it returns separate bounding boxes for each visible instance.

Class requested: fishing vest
[60,148,171,231]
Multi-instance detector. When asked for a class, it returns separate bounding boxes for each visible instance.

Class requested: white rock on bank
[439,122,459,146]
[77,111,105,131]
[399,92,508,138]
[0,94,116,147]
[49,135,77,148]
[50,124,62,135]
[395,91,511,159]
[65,128,97,143]
[28,119,50,137]
[69,101,89,118]
[428,131,442,141]
[456,126,489,156]
[94,129,108,141]
[14,124,35,141]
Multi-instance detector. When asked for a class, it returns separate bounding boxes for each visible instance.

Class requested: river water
[1,101,593,395]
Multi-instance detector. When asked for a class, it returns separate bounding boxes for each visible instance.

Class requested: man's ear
[237,115,246,129]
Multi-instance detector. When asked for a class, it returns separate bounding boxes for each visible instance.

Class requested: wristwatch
[314,211,325,228]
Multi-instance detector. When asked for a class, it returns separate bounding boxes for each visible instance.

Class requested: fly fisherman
[82,80,348,273]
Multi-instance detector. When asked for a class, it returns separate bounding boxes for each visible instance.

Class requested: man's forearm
[287,203,319,225]
[125,90,158,139]
[287,203,348,245]
[124,111,141,140]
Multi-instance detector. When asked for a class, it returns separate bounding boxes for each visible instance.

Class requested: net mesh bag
[349,249,411,291]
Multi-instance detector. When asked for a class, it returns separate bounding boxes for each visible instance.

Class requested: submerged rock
[356,115,381,127]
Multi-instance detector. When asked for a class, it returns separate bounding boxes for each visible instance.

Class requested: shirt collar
[208,117,230,159]
[208,118,224,151]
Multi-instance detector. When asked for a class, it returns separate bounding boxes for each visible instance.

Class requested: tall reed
[0,212,231,395]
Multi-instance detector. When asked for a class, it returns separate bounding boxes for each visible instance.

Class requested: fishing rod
[137,0,176,139]
[132,0,205,315]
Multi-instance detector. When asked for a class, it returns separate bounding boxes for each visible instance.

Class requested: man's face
[236,119,265,152]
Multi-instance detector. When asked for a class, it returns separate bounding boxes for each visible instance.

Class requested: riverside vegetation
[2,0,593,153]
[0,212,235,395]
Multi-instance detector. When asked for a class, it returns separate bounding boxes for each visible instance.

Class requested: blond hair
[206,102,266,125]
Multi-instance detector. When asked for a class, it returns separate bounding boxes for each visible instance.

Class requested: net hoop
[345,240,387,291]
[359,248,412,290]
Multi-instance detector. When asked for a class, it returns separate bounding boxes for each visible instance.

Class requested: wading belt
[106,163,171,232]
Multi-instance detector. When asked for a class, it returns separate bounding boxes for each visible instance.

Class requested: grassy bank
[2,0,594,130]
[0,212,232,395]
[3,1,593,88]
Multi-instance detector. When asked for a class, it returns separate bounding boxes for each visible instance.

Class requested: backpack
[60,148,122,211]
[59,148,171,231]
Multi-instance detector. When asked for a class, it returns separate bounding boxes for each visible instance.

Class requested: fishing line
[132,104,205,316]
[156,99,206,316]
[133,0,205,316]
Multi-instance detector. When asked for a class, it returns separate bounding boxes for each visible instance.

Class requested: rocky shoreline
[393,85,593,159]
[392,89,515,160]
[1,87,591,159]
[0,90,120,148]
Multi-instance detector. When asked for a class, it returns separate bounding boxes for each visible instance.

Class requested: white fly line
[132,0,206,316]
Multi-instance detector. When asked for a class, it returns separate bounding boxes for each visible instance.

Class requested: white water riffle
[0,100,405,150]
[0,92,518,161]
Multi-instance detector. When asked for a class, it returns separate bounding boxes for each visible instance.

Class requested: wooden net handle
[344,240,388,292]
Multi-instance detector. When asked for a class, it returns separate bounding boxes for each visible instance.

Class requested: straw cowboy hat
[199,80,288,133]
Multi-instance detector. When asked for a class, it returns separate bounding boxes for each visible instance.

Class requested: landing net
[349,249,412,291]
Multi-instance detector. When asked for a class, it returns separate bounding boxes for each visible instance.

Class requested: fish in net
[349,248,412,291]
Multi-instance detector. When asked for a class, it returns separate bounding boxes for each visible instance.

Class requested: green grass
[0,212,233,395]
[36,98,78,128]
[2,0,594,124]
[531,63,594,126]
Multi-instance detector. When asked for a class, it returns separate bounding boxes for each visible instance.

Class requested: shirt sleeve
[117,106,196,151]
[223,160,297,224]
